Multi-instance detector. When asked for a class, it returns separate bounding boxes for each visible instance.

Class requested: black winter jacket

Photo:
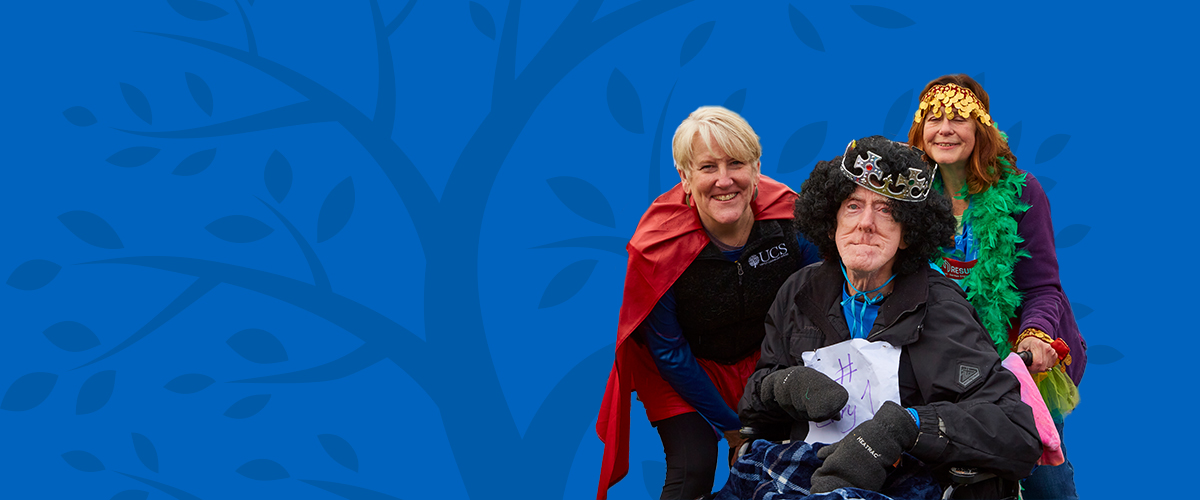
[738,262,1042,481]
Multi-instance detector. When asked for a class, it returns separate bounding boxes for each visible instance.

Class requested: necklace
[941,160,1030,356]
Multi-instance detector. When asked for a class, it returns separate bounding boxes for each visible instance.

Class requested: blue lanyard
[839,263,895,339]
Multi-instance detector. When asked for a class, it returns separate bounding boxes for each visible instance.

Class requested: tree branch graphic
[19,1,699,498]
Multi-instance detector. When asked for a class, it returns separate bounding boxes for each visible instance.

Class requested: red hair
[907,74,1016,194]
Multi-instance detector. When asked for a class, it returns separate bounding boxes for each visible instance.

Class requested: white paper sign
[800,338,902,444]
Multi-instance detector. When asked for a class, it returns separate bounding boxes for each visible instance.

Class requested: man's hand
[810,401,919,493]
[760,366,848,422]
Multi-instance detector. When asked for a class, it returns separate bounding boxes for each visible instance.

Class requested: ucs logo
[749,243,788,268]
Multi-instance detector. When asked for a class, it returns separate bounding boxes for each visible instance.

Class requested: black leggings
[653,412,719,500]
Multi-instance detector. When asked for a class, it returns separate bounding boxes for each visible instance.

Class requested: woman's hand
[1017,336,1058,373]
[724,429,748,466]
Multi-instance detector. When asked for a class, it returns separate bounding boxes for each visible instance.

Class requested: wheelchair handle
[1017,350,1033,367]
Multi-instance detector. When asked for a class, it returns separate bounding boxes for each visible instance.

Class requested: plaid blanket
[713,440,942,500]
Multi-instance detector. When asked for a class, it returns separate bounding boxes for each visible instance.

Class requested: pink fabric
[1001,353,1064,466]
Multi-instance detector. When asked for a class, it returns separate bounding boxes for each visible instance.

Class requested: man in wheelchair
[724,137,1041,499]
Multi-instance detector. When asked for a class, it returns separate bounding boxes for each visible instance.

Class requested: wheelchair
[735,426,1020,500]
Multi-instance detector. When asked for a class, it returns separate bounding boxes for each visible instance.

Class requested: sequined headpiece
[839,140,936,202]
[914,83,994,128]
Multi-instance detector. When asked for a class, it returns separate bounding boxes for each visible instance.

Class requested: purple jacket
[1012,170,1087,386]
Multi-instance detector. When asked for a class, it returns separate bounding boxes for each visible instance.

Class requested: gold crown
[914,83,994,128]
[839,140,935,202]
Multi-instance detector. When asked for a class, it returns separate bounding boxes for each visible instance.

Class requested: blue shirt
[841,288,880,339]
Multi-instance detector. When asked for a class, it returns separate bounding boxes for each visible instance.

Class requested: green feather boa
[938,159,1030,356]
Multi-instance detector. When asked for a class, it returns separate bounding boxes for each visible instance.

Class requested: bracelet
[1014,328,1053,348]
[1015,328,1071,367]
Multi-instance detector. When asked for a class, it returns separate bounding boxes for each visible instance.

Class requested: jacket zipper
[868,307,926,342]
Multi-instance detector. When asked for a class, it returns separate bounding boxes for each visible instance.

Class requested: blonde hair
[671,106,762,177]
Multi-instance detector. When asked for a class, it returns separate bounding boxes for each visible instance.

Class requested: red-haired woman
[909,74,1085,499]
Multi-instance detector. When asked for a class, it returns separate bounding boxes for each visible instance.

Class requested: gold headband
[914,83,994,128]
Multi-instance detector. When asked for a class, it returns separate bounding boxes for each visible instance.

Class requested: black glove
[810,401,919,493]
[759,366,848,422]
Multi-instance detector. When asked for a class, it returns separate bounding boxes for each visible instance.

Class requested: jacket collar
[794,261,928,346]
[693,219,784,261]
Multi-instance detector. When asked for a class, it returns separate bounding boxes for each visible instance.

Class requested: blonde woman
[597,106,819,499]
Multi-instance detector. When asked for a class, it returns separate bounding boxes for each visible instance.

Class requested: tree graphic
[8,1,709,498]
[4,3,1117,499]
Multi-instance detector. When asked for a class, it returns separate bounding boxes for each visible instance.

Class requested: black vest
[674,219,803,364]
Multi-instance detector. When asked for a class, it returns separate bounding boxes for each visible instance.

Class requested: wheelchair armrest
[941,466,1018,500]
[947,466,996,485]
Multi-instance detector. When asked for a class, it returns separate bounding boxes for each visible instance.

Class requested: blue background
[2,1,1188,499]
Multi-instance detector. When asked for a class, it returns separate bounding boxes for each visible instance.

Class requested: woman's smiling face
[922,106,977,167]
[679,133,759,232]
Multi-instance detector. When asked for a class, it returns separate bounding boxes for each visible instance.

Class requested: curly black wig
[794,135,956,276]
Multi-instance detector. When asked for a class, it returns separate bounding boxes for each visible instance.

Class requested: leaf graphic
[300,480,403,499]
[850,5,916,28]
[206,215,274,243]
[776,121,827,174]
[973,72,986,87]
[534,236,627,255]
[538,260,598,309]
[119,83,152,124]
[318,434,359,472]
[227,329,288,364]
[76,370,116,415]
[167,0,229,21]
[787,5,824,52]
[883,89,913,138]
[1035,134,1070,164]
[545,177,616,228]
[642,460,666,498]
[264,150,293,203]
[1071,302,1093,320]
[224,394,271,418]
[468,1,496,40]
[164,374,215,394]
[1,372,58,411]
[63,106,97,126]
[1088,345,1124,365]
[317,177,355,242]
[1005,121,1023,152]
[61,450,105,472]
[1055,224,1090,249]
[722,88,747,114]
[116,473,203,500]
[236,459,289,480]
[1037,176,1056,192]
[173,148,216,176]
[7,259,61,290]
[679,21,715,66]
[59,211,124,249]
[131,433,159,473]
[43,321,101,352]
[106,147,161,168]
[606,69,644,134]
[184,72,213,116]
[111,491,149,500]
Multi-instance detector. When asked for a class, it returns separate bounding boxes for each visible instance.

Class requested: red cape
[595,176,797,499]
